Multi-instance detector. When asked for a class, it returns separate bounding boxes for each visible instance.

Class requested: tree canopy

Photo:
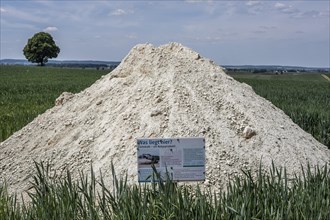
[23,32,60,66]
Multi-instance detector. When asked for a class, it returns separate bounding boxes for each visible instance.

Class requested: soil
[1,43,329,195]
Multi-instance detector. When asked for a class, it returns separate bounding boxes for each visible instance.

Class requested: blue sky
[1,0,329,67]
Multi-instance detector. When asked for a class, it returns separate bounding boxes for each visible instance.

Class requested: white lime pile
[1,43,329,195]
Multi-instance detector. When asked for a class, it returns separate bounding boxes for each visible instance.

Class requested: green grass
[1,67,330,219]
[1,162,329,219]
[230,73,330,148]
[0,65,108,142]
[1,66,329,148]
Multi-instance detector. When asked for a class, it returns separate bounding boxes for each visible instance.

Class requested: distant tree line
[46,63,118,70]
[225,68,329,74]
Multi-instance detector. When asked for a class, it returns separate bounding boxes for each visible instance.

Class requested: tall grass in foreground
[1,162,329,219]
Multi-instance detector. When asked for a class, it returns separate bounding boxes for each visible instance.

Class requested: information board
[137,137,205,182]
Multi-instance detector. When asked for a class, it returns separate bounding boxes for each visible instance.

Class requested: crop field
[1,66,330,219]
[0,65,108,142]
[1,162,329,219]
[1,66,329,149]
[230,72,330,148]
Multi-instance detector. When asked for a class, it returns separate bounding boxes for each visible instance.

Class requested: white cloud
[274,2,300,15]
[299,10,329,19]
[274,2,286,10]
[43,26,58,32]
[246,1,260,7]
[1,0,329,67]
[245,1,263,15]
[282,8,299,15]
[185,0,214,4]
[1,6,47,24]
[110,9,128,16]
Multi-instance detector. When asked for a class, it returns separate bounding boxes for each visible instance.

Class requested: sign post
[137,137,205,182]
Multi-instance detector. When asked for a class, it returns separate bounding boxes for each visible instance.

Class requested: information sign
[137,137,205,182]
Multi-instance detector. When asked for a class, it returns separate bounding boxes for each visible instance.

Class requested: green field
[0,65,108,142]
[1,66,330,219]
[1,162,329,219]
[230,72,330,148]
[1,66,329,148]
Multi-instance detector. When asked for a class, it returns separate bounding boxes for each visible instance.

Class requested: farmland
[1,162,329,219]
[0,66,329,219]
[1,66,329,148]
[229,72,330,148]
[0,65,108,142]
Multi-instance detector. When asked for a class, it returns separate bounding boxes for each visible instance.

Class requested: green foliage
[23,32,60,66]
[231,73,330,148]
[1,162,329,219]
[223,163,330,219]
[0,65,107,142]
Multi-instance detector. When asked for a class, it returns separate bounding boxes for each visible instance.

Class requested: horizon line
[0,58,329,69]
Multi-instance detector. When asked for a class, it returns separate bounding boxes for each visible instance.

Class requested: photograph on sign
[138,148,160,168]
[137,137,205,182]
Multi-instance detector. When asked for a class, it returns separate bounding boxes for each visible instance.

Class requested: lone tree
[23,32,60,66]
